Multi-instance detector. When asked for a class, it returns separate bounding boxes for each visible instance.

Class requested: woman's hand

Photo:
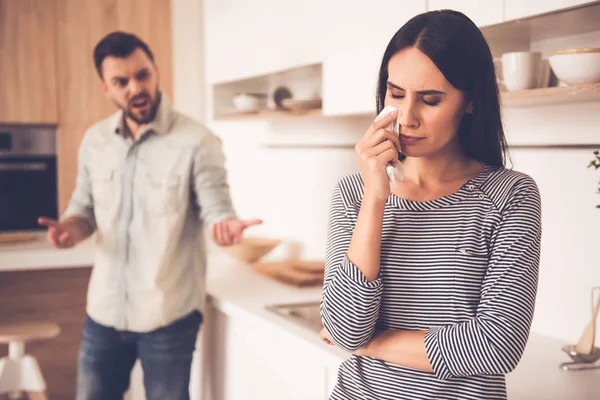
[355,109,401,202]
[320,326,371,357]
[320,327,335,346]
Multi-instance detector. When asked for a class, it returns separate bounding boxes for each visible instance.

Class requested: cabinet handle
[0,162,48,171]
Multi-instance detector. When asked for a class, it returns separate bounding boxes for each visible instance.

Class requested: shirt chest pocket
[91,169,115,211]
[142,174,182,215]
[453,246,489,303]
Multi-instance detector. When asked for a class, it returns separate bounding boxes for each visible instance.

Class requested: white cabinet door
[505,0,597,20]
[322,1,427,116]
[322,49,381,116]
[204,0,244,83]
[204,308,329,400]
[204,0,325,83]
[428,0,504,26]
[204,0,276,83]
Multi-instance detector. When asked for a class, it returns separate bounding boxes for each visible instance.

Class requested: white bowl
[232,93,267,112]
[548,48,600,85]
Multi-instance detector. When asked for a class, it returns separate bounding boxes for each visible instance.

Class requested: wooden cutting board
[290,260,326,273]
[0,232,39,244]
[252,260,325,287]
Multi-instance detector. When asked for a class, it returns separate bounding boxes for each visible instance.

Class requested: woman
[320,9,541,400]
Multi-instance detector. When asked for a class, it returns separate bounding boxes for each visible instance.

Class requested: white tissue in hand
[375,106,404,181]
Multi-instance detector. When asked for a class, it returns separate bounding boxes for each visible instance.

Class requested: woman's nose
[399,104,419,129]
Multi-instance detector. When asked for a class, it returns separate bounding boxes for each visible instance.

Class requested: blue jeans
[76,311,202,400]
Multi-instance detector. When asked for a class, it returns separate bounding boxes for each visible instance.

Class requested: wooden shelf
[501,83,600,107]
[214,108,322,121]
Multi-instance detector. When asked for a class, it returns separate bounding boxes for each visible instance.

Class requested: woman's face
[384,46,472,159]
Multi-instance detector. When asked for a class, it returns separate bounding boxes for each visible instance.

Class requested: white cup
[537,58,551,88]
[495,51,543,91]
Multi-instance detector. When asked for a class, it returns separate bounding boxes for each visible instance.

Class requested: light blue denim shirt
[64,94,237,332]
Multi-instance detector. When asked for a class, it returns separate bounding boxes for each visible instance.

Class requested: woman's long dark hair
[376,10,508,167]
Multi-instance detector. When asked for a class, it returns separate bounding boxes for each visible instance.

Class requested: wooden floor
[0,267,91,400]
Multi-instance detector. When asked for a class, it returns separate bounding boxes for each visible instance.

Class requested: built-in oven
[0,125,58,232]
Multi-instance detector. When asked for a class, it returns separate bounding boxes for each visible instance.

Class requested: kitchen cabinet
[54,0,119,125]
[322,1,427,116]
[322,49,381,116]
[0,0,58,123]
[504,0,598,20]
[203,305,331,400]
[428,0,504,26]
[204,0,324,84]
[116,0,173,98]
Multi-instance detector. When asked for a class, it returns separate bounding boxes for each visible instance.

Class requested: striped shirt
[321,166,542,400]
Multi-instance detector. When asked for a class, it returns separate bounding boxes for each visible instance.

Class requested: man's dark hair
[93,31,154,78]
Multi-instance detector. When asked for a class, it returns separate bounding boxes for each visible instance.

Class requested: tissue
[374,106,404,181]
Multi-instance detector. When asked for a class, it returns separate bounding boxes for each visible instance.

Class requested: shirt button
[466,184,475,191]
[478,194,485,200]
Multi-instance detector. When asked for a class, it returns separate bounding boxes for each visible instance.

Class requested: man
[38,31,260,400]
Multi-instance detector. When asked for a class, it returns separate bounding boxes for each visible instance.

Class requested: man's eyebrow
[387,81,446,95]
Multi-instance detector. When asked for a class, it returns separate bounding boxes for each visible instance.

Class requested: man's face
[100,48,160,125]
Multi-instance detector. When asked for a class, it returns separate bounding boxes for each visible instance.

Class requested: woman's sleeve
[425,178,542,380]
[320,182,384,352]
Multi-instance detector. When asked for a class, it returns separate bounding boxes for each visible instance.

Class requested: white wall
[212,116,365,259]
[504,108,600,344]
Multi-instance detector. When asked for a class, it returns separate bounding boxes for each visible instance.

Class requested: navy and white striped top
[321,166,542,400]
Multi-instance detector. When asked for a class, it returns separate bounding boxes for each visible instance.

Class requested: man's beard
[124,90,161,124]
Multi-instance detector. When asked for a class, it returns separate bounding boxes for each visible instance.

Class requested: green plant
[588,150,600,208]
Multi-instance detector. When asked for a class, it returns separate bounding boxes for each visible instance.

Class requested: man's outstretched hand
[38,217,77,249]
[211,218,262,246]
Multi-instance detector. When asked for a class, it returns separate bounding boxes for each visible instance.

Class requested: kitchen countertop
[205,252,348,365]
[205,255,600,400]
[507,334,600,399]
[0,231,96,271]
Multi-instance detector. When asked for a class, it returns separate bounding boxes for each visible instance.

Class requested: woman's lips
[399,134,425,145]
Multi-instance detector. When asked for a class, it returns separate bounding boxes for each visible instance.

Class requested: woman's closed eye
[421,95,441,106]
[389,92,441,106]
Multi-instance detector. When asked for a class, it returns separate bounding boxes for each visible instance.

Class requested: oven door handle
[0,162,48,171]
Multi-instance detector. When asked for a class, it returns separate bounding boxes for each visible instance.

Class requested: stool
[0,321,60,400]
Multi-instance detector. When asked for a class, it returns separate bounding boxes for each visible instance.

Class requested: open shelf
[502,83,600,107]
[214,107,322,121]
[214,84,600,119]
[211,63,322,121]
